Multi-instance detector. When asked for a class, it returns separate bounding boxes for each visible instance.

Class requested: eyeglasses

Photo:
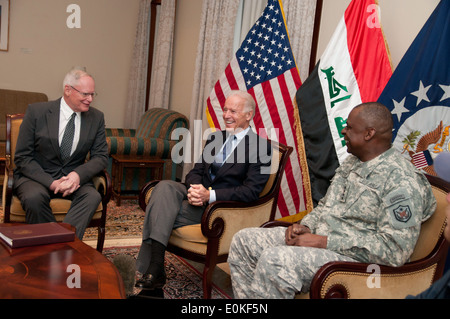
[70,86,97,98]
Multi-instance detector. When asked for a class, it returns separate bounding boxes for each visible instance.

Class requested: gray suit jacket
[13,98,109,190]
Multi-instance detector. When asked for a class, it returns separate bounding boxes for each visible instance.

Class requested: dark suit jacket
[13,98,109,190]
[185,129,272,203]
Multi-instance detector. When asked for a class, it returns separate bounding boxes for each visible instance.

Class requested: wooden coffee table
[0,223,125,299]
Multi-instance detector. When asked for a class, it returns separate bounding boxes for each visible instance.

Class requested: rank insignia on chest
[393,205,412,223]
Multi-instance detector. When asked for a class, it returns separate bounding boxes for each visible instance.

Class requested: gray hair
[228,90,256,115]
[63,67,93,90]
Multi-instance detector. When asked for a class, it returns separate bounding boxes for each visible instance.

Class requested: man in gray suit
[13,68,109,240]
[135,90,272,290]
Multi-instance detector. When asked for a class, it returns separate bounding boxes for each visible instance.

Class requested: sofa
[106,107,189,193]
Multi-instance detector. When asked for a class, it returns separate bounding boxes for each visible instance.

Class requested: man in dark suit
[13,68,109,240]
[135,90,272,290]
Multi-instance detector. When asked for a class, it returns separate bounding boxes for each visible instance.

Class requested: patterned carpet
[86,198,232,299]
[84,199,145,240]
[0,198,144,240]
[0,198,232,299]
[103,245,231,299]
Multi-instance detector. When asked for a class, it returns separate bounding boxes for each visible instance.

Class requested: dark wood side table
[111,154,164,206]
[0,223,125,299]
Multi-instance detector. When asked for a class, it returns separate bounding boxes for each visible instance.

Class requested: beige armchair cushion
[172,224,208,244]
[7,174,107,223]
[9,196,104,223]
[410,183,448,261]
[317,265,437,299]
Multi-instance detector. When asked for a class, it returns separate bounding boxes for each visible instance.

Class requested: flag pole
[309,0,323,76]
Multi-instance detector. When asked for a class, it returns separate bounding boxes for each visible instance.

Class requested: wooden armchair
[0,89,48,188]
[2,114,112,252]
[262,174,449,299]
[0,89,48,158]
[139,141,293,299]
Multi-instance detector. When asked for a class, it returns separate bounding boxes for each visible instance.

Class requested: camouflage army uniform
[228,147,437,299]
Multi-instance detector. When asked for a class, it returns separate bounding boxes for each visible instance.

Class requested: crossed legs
[135,180,204,289]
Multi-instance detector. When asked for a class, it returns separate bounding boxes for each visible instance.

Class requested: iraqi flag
[295,0,392,205]
[378,0,450,177]
[206,0,313,219]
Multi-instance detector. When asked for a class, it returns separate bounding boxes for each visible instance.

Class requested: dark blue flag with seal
[378,0,450,176]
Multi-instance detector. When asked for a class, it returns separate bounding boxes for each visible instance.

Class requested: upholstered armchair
[0,89,48,185]
[262,174,449,299]
[139,141,293,299]
[0,89,48,148]
[106,108,189,192]
[2,114,112,252]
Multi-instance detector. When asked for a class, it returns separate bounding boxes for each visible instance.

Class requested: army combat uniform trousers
[228,226,356,299]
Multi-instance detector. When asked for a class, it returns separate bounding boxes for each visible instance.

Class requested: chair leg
[96,226,106,252]
[202,264,215,299]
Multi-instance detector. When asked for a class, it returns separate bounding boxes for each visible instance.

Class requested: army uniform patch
[385,189,417,229]
[393,205,412,223]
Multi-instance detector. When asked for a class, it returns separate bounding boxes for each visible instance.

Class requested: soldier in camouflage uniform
[228,102,437,299]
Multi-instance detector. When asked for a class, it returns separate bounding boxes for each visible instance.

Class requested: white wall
[0,0,140,128]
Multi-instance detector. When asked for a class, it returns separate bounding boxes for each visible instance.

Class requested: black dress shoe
[135,272,166,290]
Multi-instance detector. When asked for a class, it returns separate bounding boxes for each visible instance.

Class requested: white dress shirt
[59,98,81,157]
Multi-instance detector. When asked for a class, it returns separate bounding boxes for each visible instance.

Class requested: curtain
[148,0,177,110]
[233,0,268,52]
[283,0,317,82]
[124,0,152,129]
[186,0,240,174]
[124,0,176,129]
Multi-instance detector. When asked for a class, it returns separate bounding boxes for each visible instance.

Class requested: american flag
[206,0,311,218]
[412,150,433,169]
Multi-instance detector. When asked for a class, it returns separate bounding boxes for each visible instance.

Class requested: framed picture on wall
[0,0,10,51]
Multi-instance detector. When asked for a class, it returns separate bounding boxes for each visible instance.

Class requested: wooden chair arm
[2,155,14,223]
[138,180,161,211]
[201,196,278,256]
[201,198,272,238]
[309,236,449,299]
[92,169,112,203]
